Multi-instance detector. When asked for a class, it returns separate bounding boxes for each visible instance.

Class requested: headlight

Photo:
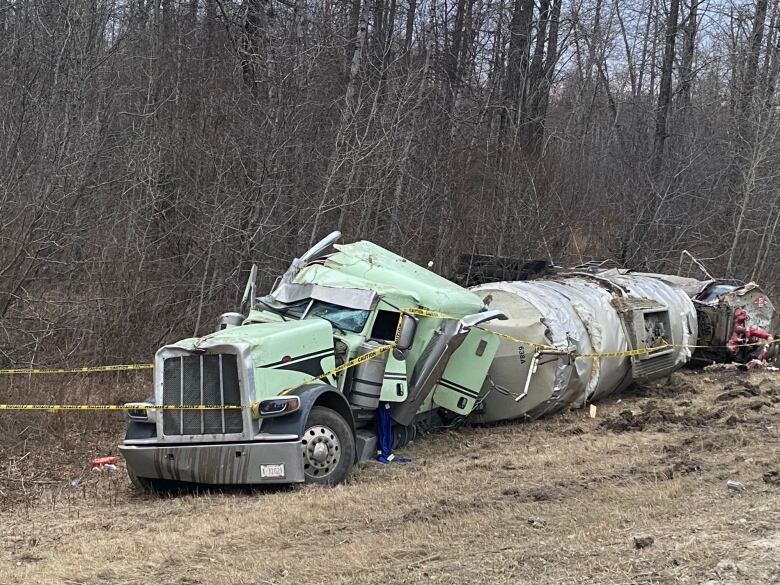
[125,403,156,422]
[252,396,300,418]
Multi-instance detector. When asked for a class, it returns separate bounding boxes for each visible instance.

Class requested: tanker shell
[468,273,697,424]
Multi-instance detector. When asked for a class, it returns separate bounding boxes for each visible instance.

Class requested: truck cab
[119,232,505,489]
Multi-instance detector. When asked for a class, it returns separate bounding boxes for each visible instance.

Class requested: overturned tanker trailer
[120,235,702,489]
[468,271,698,424]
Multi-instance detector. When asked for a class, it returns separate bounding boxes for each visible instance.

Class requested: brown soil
[1,369,779,584]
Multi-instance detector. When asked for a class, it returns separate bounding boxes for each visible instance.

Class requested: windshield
[278,300,309,319]
[256,295,309,320]
[306,301,370,333]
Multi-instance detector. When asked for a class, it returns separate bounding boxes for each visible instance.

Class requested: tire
[127,468,154,492]
[392,423,417,450]
[127,469,171,494]
[301,406,355,485]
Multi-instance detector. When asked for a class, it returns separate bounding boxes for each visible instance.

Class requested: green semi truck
[119,232,771,489]
[120,232,507,488]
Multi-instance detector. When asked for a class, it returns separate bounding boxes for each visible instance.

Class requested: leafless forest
[1,0,779,366]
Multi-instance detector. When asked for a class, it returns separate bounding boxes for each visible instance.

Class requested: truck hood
[169,319,335,370]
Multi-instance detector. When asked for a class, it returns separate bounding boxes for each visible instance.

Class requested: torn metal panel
[633,272,714,299]
[295,241,485,318]
[595,270,697,385]
[273,282,377,310]
[692,282,775,364]
[638,276,776,365]
[696,282,774,330]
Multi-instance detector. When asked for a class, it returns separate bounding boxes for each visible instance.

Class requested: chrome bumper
[119,440,305,484]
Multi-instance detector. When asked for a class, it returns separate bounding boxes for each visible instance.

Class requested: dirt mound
[629,372,703,399]
[764,470,780,485]
[599,370,780,435]
[600,406,677,432]
[599,400,718,432]
[716,380,762,401]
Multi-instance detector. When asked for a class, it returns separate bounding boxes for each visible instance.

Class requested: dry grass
[1,369,779,585]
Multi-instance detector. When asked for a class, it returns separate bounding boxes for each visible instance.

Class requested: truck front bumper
[119,440,305,485]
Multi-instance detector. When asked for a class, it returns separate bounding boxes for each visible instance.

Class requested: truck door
[370,309,409,402]
[432,329,499,415]
[380,350,408,402]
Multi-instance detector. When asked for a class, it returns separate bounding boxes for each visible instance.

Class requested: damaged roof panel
[292,241,485,316]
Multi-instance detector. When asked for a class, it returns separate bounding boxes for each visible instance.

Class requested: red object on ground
[91,456,119,467]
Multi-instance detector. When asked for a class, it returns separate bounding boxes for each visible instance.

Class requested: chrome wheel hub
[302,424,341,477]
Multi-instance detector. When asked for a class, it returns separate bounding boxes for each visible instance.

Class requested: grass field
[1,369,779,584]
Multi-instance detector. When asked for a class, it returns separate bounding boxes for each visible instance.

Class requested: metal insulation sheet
[468,271,697,424]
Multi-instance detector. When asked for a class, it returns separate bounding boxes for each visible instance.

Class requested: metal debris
[727,479,746,492]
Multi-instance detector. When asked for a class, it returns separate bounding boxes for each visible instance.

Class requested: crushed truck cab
[120,232,506,488]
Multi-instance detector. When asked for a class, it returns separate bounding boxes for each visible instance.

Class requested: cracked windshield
[306,301,369,333]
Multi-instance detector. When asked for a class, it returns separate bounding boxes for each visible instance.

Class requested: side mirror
[240,264,258,313]
[271,231,342,299]
[396,314,418,351]
[460,309,508,328]
[300,230,342,262]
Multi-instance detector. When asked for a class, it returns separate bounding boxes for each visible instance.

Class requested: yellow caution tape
[2,306,778,412]
[0,404,244,411]
[278,343,395,396]
[578,338,780,360]
[394,316,405,345]
[0,345,397,411]
[0,364,152,375]
[399,306,780,359]
[577,347,667,359]
[399,307,562,352]
[476,327,561,352]
[1,306,771,378]
[399,307,452,319]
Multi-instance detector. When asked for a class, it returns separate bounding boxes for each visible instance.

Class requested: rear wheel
[301,406,355,485]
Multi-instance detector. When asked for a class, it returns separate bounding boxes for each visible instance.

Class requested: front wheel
[301,406,355,485]
[127,469,165,493]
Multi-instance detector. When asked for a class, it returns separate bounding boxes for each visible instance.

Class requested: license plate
[260,464,285,478]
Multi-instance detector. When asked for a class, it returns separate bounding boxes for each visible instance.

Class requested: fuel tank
[468,270,698,423]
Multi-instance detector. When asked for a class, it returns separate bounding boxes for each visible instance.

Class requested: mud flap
[432,330,499,415]
[380,350,408,402]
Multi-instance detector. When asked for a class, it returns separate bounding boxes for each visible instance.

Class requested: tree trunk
[309,0,369,245]
[502,0,535,143]
[651,0,680,176]
[765,1,780,103]
[740,0,770,114]
[679,0,700,109]
[242,0,269,91]
[525,0,561,152]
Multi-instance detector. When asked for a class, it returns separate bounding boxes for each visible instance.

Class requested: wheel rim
[302,424,341,478]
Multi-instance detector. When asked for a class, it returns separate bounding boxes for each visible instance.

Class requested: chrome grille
[162,354,243,435]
